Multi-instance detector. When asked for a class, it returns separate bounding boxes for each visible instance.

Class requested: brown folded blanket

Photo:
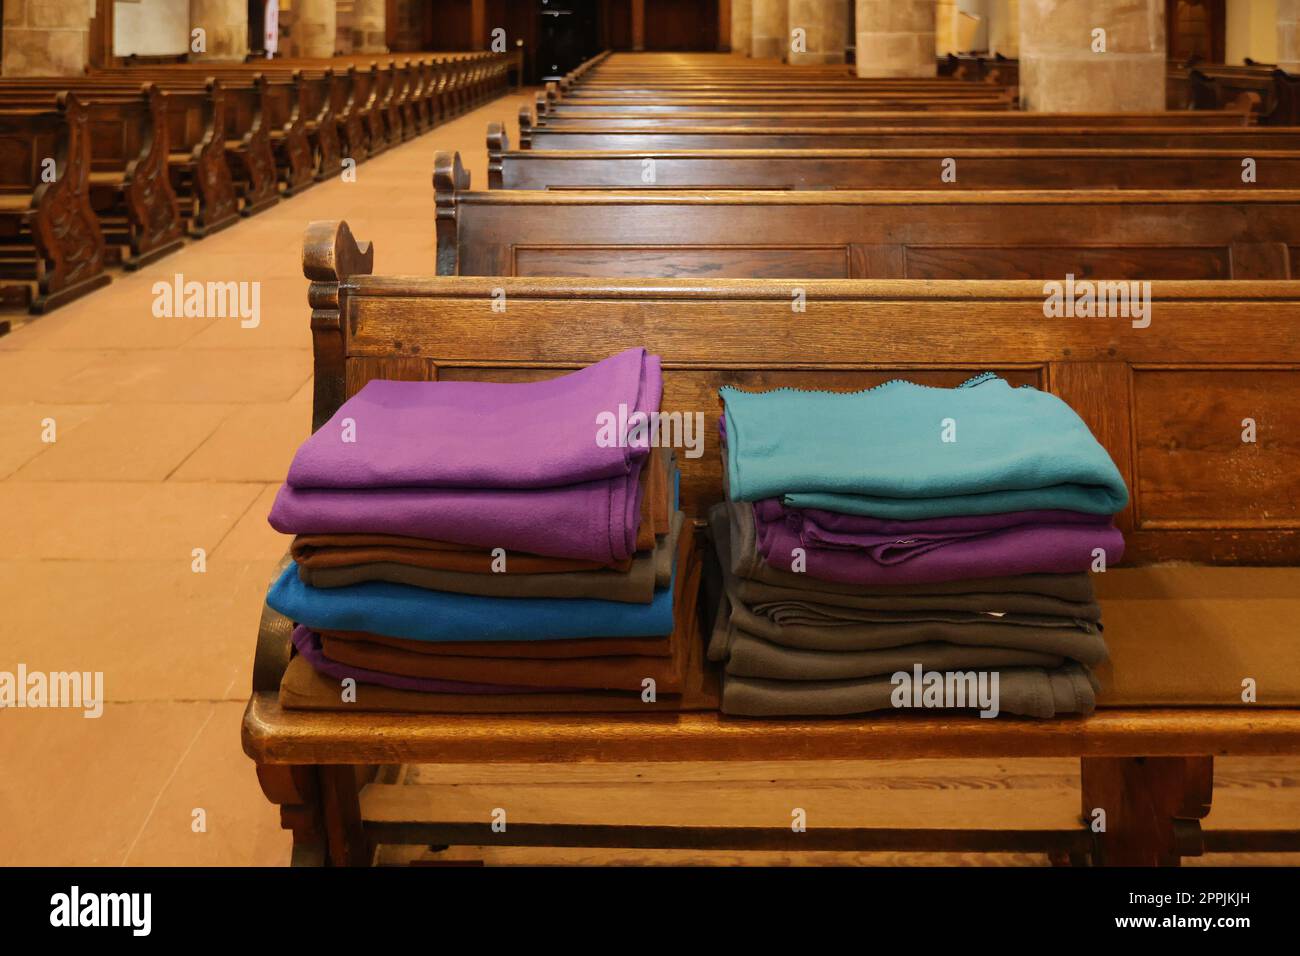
[316,528,698,692]
[279,526,722,713]
[289,450,676,576]
[299,511,684,602]
[324,628,673,660]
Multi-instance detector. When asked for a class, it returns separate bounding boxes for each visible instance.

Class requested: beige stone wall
[294,0,339,58]
[1280,0,1299,71]
[936,0,958,54]
[352,0,388,54]
[855,0,937,77]
[1020,0,1165,111]
[751,0,788,59]
[2,0,93,76]
[189,0,249,62]
[732,0,754,56]
[788,0,849,64]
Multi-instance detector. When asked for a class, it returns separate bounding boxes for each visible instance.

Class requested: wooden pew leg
[1080,756,1213,865]
[257,762,378,866]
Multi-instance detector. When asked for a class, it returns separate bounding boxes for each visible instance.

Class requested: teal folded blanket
[721,374,1128,518]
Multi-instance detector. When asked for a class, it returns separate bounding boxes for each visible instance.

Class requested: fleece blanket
[728,502,1102,618]
[721,621,1065,681]
[266,559,677,642]
[290,626,545,693]
[752,499,1124,585]
[720,664,1098,718]
[287,347,661,490]
[720,374,1128,518]
[300,512,683,602]
[314,532,699,692]
[708,504,1108,665]
[323,629,673,659]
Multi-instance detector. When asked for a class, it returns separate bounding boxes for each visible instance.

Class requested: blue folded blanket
[721,374,1128,519]
[266,562,676,642]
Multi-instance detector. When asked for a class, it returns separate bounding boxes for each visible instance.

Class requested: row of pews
[245,51,1300,866]
[1168,58,1300,125]
[0,49,520,322]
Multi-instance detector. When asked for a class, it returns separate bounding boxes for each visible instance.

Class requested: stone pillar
[855,0,936,77]
[352,0,388,53]
[294,0,338,58]
[752,0,789,59]
[2,0,93,76]
[788,0,850,64]
[732,0,753,55]
[989,0,1019,58]
[1281,0,1299,73]
[189,0,249,62]
[1019,0,1165,112]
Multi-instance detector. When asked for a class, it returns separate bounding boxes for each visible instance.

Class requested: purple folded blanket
[268,349,662,563]
[287,347,662,490]
[291,626,550,694]
[752,500,1124,586]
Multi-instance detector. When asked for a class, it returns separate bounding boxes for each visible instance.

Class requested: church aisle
[0,90,534,867]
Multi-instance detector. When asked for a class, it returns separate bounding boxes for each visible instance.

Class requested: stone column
[751,0,788,59]
[352,0,388,53]
[189,0,249,62]
[2,0,93,76]
[1020,0,1165,112]
[732,0,753,55]
[989,0,1019,59]
[855,0,936,77]
[788,0,850,65]
[1281,0,1299,73]
[294,0,338,58]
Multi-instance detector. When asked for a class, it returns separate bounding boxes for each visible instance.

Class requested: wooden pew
[517,123,1300,152]
[0,94,111,318]
[437,154,1299,280]
[527,103,1257,127]
[488,142,1300,191]
[240,220,1300,866]
[0,82,185,269]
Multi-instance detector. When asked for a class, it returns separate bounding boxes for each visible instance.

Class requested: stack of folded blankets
[263,347,715,713]
[708,373,1129,719]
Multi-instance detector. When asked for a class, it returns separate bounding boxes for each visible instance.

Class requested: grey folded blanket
[707,503,1105,718]
[722,664,1099,718]
[299,511,683,602]
[709,505,1109,665]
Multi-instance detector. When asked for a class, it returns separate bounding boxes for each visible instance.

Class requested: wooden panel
[513,245,852,278]
[1133,368,1300,528]
[903,245,1232,280]
[643,0,718,51]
